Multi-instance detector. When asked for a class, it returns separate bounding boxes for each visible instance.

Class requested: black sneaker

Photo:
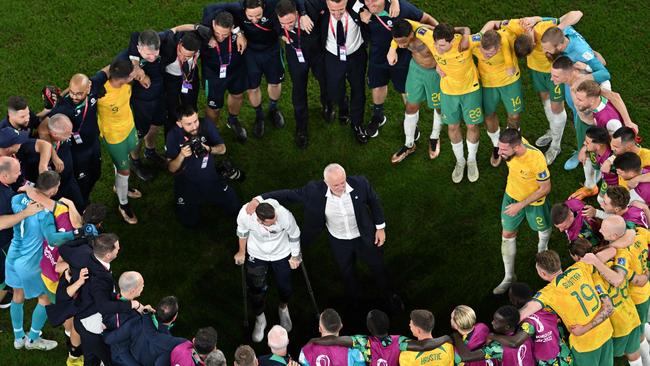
[366,116,387,138]
[130,158,153,182]
[0,289,13,309]
[144,149,166,167]
[353,125,368,144]
[391,144,416,164]
[227,119,248,143]
[253,116,265,138]
[269,109,285,128]
[295,133,309,149]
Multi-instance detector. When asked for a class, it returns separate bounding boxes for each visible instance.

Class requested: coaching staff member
[166,105,240,227]
[247,163,402,311]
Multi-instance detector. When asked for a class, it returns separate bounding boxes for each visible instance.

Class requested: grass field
[1,0,649,365]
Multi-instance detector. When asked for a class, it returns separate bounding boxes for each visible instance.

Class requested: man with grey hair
[205,349,227,366]
[40,113,84,210]
[258,325,296,365]
[246,163,402,314]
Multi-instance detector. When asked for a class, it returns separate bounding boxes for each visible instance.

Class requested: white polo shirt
[236,199,301,261]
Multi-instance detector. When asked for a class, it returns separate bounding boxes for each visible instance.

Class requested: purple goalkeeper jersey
[368,335,401,366]
[523,310,563,362]
[593,97,623,133]
[465,323,492,366]
[622,206,649,228]
[564,199,601,244]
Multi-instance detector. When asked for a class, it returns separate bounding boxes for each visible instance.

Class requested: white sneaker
[535,130,552,147]
[25,337,58,351]
[545,147,561,165]
[452,160,466,183]
[252,313,267,343]
[14,336,27,350]
[493,276,516,295]
[279,306,292,332]
[467,161,479,183]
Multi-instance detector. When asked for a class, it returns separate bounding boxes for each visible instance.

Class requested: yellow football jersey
[626,227,650,305]
[591,250,640,338]
[469,33,520,88]
[534,261,613,352]
[430,34,480,95]
[398,343,455,366]
[97,80,135,144]
[505,140,550,205]
[501,18,558,73]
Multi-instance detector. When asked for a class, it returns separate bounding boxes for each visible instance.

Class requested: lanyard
[73,97,89,133]
[253,22,272,31]
[375,14,392,31]
[283,16,302,49]
[213,35,232,66]
[176,43,198,82]
[329,13,349,41]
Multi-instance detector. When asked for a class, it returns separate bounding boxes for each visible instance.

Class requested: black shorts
[367,62,408,93]
[205,67,248,110]
[131,98,165,137]
[245,46,285,88]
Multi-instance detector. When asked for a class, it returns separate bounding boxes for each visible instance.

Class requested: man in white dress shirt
[235,198,302,343]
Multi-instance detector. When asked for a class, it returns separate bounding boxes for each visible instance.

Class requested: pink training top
[465,323,492,366]
[40,206,74,284]
[368,335,401,366]
[593,97,623,134]
[622,206,649,228]
[523,309,562,362]
[502,331,535,366]
[593,147,619,187]
[170,340,201,366]
[564,199,599,242]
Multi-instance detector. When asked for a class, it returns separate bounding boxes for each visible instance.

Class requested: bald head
[267,325,289,354]
[118,271,144,299]
[0,156,20,185]
[601,216,627,241]
[68,74,91,105]
[70,74,90,89]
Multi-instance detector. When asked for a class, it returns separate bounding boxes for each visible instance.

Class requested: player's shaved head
[70,73,90,89]
[451,305,476,333]
[600,215,627,240]
[535,250,562,275]
[612,127,637,145]
[319,308,343,334]
[493,305,519,333]
[514,34,534,58]
[366,309,390,337]
[568,237,592,259]
[541,26,564,46]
